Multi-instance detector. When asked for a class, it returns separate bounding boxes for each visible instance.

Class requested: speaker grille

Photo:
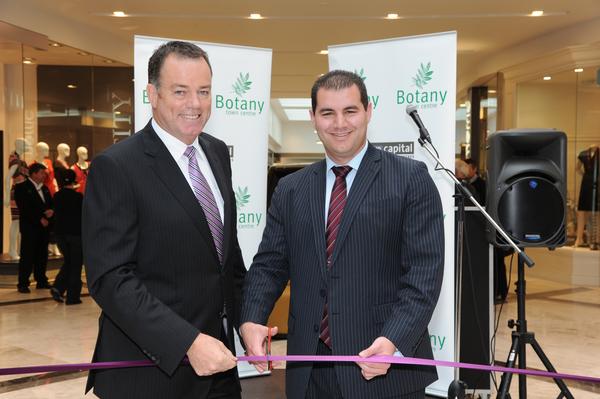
[496,176,565,247]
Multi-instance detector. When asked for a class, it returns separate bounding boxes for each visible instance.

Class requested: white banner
[134,35,272,378]
[329,32,457,396]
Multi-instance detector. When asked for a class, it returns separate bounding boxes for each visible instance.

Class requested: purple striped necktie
[184,146,224,264]
[319,165,352,348]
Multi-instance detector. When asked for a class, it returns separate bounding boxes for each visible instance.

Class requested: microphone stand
[415,133,575,399]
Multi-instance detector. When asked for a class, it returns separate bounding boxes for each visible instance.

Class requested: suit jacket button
[313,324,319,332]
[320,289,327,298]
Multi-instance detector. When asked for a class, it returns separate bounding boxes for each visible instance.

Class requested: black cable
[490,252,514,391]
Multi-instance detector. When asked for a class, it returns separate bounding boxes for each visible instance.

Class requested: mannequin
[71,146,90,194]
[33,142,57,195]
[54,143,70,189]
[4,138,30,259]
[575,145,600,249]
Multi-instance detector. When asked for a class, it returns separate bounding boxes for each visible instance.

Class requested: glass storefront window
[1,40,133,256]
[516,67,600,245]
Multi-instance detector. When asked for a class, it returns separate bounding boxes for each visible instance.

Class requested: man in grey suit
[83,41,245,398]
[241,70,444,398]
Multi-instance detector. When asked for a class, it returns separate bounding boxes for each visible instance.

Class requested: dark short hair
[61,169,76,186]
[464,158,477,168]
[148,41,212,87]
[311,70,369,113]
[29,162,47,175]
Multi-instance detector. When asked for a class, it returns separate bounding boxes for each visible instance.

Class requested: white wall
[279,121,323,154]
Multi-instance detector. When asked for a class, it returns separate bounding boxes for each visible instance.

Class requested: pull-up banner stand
[329,31,457,397]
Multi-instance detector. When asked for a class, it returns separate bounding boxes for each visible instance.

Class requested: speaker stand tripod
[496,250,574,399]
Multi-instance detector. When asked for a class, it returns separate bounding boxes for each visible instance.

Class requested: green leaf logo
[412,62,433,89]
[235,186,251,210]
[354,68,366,81]
[232,72,252,97]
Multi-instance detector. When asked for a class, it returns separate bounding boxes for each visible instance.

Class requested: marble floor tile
[0,262,599,398]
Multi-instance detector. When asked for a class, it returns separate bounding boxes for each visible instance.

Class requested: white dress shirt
[29,178,46,202]
[324,141,369,222]
[152,119,225,223]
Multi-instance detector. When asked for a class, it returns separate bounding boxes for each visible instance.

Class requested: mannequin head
[57,143,70,159]
[76,146,88,162]
[35,142,50,158]
[14,138,31,155]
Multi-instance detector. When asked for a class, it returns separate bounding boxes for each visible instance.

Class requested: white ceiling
[2,0,600,98]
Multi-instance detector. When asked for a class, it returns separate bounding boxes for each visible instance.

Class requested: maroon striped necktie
[184,146,224,264]
[319,165,352,348]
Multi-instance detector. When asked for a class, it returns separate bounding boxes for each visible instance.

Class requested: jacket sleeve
[380,161,445,356]
[82,153,198,376]
[240,182,290,325]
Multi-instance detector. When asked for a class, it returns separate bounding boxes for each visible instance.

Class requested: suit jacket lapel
[309,160,328,281]
[198,134,233,265]
[142,123,220,265]
[331,144,381,265]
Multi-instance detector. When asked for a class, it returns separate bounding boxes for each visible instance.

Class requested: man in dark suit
[241,70,445,398]
[464,158,486,205]
[14,162,53,293]
[83,41,246,398]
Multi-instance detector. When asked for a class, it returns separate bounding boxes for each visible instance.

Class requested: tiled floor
[1,253,599,398]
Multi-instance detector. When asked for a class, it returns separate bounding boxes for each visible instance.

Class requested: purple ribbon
[1,355,599,385]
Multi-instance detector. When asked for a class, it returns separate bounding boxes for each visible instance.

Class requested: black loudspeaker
[486,129,567,248]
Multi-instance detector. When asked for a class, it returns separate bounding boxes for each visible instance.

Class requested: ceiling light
[283,108,311,121]
[278,98,311,108]
[49,42,62,47]
[459,103,466,108]
[77,51,89,56]
[22,57,35,65]
[488,89,497,94]
[386,13,399,20]
[543,76,552,81]
[316,140,323,145]
[103,59,114,64]
[115,111,122,115]
[574,68,584,73]
[112,11,127,17]
[319,50,328,55]
[530,10,544,17]
[249,13,263,19]
[67,84,77,89]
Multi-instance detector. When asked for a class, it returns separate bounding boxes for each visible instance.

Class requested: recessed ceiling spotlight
[77,51,89,56]
[67,84,77,89]
[249,13,263,19]
[386,13,399,19]
[574,68,584,73]
[112,11,127,17]
[543,76,552,81]
[22,57,35,65]
[319,50,328,55]
[49,42,62,47]
[488,89,497,94]
[530,10,544,17]
[103,59,114,64]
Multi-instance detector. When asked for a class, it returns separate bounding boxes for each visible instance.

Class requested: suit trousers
[207,325,241,399]
[54,234,83,303]
[305,339,344,399]
[18,228,49,288]
[305,341,426,399]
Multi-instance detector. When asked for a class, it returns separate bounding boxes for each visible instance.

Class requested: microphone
[405,105,432,144]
